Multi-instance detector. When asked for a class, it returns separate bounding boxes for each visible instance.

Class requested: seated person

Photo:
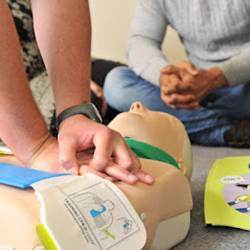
[0,102,193,250]
[104,0,250,147]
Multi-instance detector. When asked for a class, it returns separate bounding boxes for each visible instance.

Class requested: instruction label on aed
[32,174,146,250]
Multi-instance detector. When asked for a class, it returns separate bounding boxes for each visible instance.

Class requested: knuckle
[188,95,195,101]
[183,74,192,82]
[92,158,109,170]
[57,135,64,144]
[168,98,174,104]
[161,86,167,94]
[172,81,178,88]
[112,130,123,139]
[169,74,176,80]
[100,126,114,139]
[165,96,172,104]
[190,85,195,91]
[161,93,168,102]
[58,133,71,144]
[170,94,178,102]
[133,157,141,170]
[57,132,66,141]
[122,158,134,169]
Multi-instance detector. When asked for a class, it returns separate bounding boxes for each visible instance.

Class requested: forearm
[128,37,169,86]
[219,46,250,86]
[127,0,169,86]
[31,0,91,114]
[0,2,48,163]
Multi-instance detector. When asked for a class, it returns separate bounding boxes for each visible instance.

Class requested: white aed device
[32,174,146,250]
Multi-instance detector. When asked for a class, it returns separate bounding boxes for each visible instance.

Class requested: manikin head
[108,102,192,178]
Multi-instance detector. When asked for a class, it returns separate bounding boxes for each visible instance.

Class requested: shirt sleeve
[127,0,169,86]
[219,46,250,86]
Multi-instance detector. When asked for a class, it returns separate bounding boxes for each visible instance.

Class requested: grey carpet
[173,146,250,250]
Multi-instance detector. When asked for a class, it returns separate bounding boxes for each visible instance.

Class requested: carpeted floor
[173,145,250,250]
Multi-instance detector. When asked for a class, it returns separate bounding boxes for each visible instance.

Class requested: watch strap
[56,103,103,130]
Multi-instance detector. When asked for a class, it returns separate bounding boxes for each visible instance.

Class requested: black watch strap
[56,103,103,130]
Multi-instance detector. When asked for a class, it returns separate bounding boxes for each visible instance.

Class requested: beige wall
[89,0,186,64]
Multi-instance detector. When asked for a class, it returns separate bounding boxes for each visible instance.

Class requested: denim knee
[104,66,135,111]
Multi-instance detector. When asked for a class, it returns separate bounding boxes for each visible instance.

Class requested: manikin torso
[0,102,193,250]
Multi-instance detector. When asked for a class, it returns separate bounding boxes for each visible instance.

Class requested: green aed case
[205,156,250,230]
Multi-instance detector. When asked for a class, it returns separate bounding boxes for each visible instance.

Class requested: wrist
[59,114,90,131]
[26,132,55,166]
[209,66,229,90]
[28,134,58,168]
[12,127,51,166]
[56,103,103,131]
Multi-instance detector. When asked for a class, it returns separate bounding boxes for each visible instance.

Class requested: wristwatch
[56,103,103,130]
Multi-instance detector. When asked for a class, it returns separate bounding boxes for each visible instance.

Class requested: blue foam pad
[0,162,69,189]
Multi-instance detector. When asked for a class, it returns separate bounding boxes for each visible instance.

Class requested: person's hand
[27,133,120,181]
[57,115,154,185]
[90,81,107,116]
[77,158,147,183]
[184,66,229,102]
[160,61,199,109]
[27,128,154,185]
[160,62,229,109]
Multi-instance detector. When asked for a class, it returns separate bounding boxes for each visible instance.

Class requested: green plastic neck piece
[125,137,180,169]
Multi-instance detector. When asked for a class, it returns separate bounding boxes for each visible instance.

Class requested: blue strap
[0,162,69,189]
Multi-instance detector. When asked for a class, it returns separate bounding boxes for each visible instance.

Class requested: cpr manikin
[0,102,193,250]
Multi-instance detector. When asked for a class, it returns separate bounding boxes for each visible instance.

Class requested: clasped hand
[160,61,228,109]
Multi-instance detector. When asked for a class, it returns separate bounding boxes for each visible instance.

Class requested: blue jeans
[104,66,250,146]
